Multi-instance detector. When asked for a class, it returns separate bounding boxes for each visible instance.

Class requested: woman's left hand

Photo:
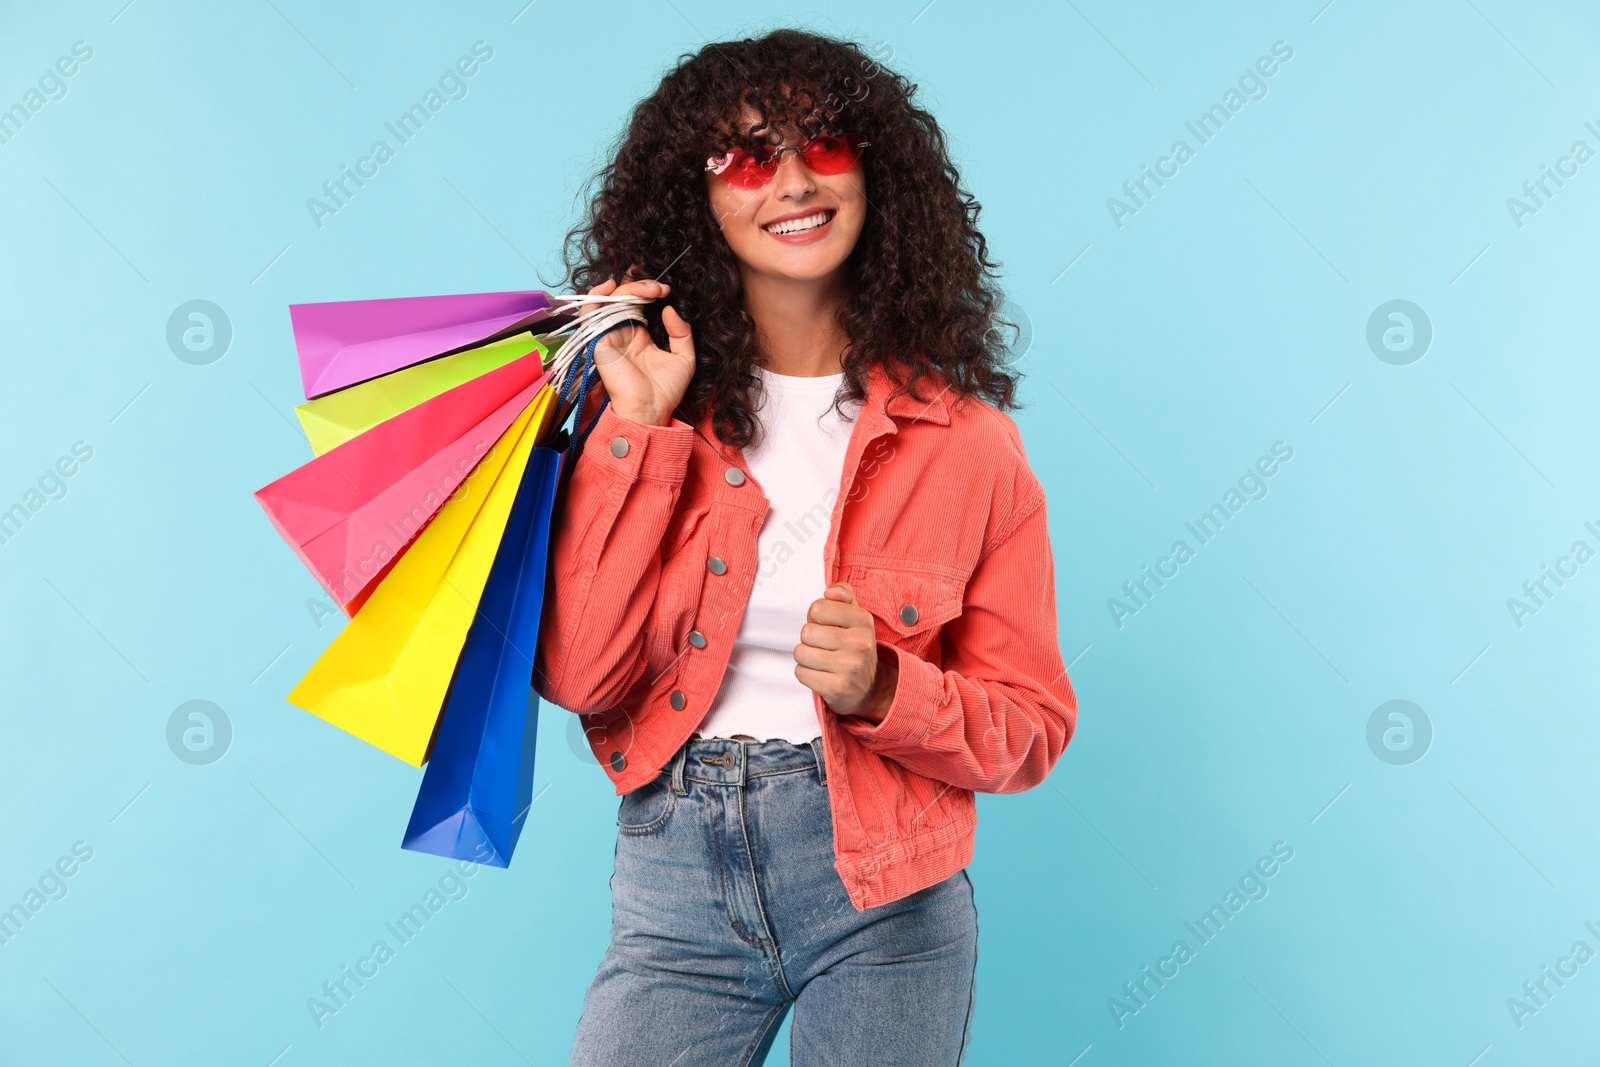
[795,583,898,724]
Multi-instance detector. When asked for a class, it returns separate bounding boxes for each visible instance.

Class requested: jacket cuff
[841,643,942,750]
[586,403,695,483]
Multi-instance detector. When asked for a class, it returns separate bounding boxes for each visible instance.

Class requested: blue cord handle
[559,319,642,458]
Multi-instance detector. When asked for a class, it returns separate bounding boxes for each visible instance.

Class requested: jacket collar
[874,356,953,426]
[692,356,951,452]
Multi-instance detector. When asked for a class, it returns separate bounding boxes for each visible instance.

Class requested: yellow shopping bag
[287,384,559,765]
[293,333,555,456]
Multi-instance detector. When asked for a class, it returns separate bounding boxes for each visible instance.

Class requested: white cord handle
[537,293,653,397]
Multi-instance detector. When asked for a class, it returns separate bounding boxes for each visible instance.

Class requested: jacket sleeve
[533,398,696,715]
[836,487,1077,793]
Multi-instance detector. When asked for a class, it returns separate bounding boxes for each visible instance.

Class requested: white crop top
[692,366,865,743]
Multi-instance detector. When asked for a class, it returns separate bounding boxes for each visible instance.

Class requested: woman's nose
[770,149,816,197]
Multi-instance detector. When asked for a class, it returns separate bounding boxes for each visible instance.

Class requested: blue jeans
[568,734,980,1066]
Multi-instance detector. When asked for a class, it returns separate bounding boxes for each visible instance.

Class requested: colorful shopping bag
[294,333,555,456]
[285,385,559,766]
[401,442,566,865]
[254,352,550,617]
[290,290,567,399]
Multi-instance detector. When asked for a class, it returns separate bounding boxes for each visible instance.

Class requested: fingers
[793,643,839,676]
[662,303,696,362]
[611,278,669,301]
[581,273,673,316]
[584,276,669,302]
[583,277,670,323]
[797,621,850,652]
[808,592,868,627]
[580,276,618,321]
[581,277,670,365]
[801,591,874,649]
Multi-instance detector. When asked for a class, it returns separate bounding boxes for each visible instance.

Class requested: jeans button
[608,751,626,771]
[707,556,727,575]
[609,436,629,458]
[724,466,746,486]
[688,630,706,648]
[899,603,918,626]
[670,690,687,710]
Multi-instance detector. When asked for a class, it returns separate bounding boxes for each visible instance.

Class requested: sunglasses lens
[712,147,776,189]
[801,134,863,174]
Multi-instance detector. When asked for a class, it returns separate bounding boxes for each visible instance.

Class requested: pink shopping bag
[254,351,553,617]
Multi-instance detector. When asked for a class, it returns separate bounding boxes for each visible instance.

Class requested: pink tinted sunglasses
[706,132,870,188]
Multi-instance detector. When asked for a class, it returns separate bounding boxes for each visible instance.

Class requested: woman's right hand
[579,274,695,428]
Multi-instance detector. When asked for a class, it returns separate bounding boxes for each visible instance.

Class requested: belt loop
[809,735,827,786]
[670,739,688,796]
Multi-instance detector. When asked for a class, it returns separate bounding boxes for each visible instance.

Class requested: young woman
[535,27,1077,1067]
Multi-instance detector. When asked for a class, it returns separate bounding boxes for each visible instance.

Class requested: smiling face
[705,104,868,286]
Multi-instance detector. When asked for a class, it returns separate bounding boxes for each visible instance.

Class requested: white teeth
[764,211,832,235]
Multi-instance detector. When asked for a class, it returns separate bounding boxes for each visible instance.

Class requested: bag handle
[540,294,649,387]
[539,294,653,459]
[557,333,605,457]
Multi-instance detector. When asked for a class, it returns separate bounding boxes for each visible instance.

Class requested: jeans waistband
[667,735,826,793]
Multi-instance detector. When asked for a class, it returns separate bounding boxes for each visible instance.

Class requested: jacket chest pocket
[843,562,967,658]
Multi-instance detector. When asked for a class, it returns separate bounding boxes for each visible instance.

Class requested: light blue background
[3,1,1597,1063]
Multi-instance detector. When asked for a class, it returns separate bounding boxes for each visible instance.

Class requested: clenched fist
[794,582,899,724]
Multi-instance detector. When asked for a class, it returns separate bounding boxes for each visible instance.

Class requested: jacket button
[688,630,706,648]
[724,466,746,486]
[707,556,727,575]
[609,436,629,458]
[899,604,919,626]
[608,751,626,771]
[670,689,687,710]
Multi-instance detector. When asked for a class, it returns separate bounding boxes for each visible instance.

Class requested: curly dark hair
[548,26,1021,451]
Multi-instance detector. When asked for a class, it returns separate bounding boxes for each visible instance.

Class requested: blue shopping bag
[400,440,566,866]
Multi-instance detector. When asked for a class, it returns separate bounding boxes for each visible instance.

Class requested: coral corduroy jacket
[534,357,1077,911]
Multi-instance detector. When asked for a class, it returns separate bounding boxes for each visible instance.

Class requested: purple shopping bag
[289,290,569,399]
